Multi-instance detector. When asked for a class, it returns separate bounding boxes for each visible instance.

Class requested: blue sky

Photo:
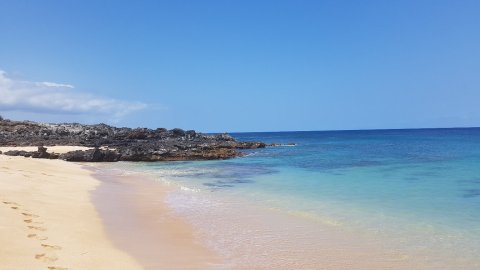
[0,1,479,132]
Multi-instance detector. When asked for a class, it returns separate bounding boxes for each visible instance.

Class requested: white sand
[0,154,142,270]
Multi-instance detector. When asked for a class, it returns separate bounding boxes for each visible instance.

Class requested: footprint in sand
[35,253,58,262]
[24,219,42,225]
[41,244,62,250]
[48,267,68,270]
[2,201,20,206]
[3,202,21,210]
[27,234,48,240]
[28,225,46,231]
[22,212,39,218]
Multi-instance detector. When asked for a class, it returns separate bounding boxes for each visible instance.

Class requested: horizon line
[224,126,480,134]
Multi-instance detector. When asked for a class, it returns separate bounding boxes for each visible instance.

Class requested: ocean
[109,128,480,269]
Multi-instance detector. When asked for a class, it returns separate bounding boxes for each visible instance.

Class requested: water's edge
[87,164,221,270]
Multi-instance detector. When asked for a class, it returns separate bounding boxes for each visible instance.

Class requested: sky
[0,0,479,132]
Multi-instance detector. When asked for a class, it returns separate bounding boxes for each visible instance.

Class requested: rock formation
[0,118,266,162]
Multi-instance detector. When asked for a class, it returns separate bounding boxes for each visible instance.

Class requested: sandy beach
[0,154,143,270]
[91,169,219,269]
[0,147,464,270]
[0,152,216,270]
[2,1,478,268]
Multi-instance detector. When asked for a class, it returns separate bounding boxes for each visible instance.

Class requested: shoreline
[0,153,220,269]
[0,154,432,270]
[90,166,220,269]
[1,151,473,269]
[96,162,437,270]
[0,155,142,270]
[163,181,432,270]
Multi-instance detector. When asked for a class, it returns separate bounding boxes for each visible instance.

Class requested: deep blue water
[117,128,480,267]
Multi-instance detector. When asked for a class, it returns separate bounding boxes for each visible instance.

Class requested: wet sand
[0,154,142,270]
[91,164,435,270]
[0,153,216,270]
[164,187,436,270]
[91,168,219,269]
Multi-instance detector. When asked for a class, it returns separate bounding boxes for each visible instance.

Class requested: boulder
[32,145,50,158]
[268,143,296,147]
[185,130,196,139]
[171,128,186,137]
[215,133,235,141]
[4,150,33,157]
[59,148,121,162]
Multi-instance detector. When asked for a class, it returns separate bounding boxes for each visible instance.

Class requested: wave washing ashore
[102,128,480,269]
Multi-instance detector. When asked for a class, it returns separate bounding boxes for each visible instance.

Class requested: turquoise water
[118,128,480,268]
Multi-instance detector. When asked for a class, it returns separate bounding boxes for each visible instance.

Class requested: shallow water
[110,128,480,269]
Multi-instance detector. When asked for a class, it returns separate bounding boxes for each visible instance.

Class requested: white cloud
[0,70,146,117]
[37,81,75,89]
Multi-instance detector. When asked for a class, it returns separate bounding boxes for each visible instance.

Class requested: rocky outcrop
[0,118,267,162]
[31,145,59,159]
[268,143,296,147]
[59,148,120,162]
[4,150,33,158]
[3,146,59,159]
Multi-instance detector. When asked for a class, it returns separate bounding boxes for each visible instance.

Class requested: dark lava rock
[171,128,186,137]
[32,146,50,158]
[268,143,297,147]
[185,130,196,138]
[215,133,236,141]
[59,148,120,162]
[4,150,33,157]
[0,117,267,162]
[3,146,60,159]
[31,146,60,159]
